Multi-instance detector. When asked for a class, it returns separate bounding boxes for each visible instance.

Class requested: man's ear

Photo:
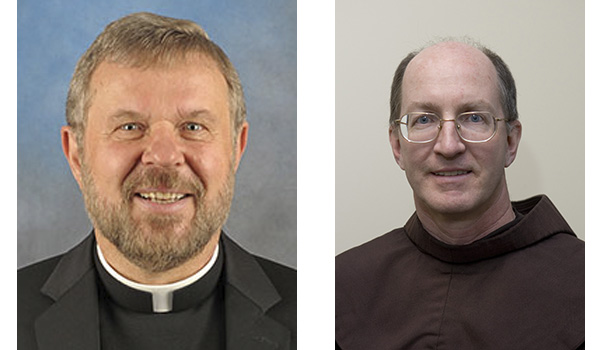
[389,126,406,170]
[233,121,249,172]
[61,126,84,189]
[504,120,522,167]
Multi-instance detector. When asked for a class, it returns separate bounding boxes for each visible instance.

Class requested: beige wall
[335,0,585,254]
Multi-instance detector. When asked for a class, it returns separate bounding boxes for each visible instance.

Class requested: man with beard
[18,12,296,350]
[335,40,584,349]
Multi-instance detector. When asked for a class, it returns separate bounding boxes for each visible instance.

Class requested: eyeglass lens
[400,112,496,142]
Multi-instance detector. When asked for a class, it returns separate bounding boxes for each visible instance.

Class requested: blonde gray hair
[66,12,246,146]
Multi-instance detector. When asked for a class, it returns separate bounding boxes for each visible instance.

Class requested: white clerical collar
[96,243,219,313]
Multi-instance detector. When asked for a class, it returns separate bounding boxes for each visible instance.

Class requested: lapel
[34,234,101,350]
[222,235,292,350]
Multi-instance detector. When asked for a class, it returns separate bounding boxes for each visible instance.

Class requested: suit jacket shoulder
[18,254,63,349]
[220,235,297,349]
[255,255,297,330]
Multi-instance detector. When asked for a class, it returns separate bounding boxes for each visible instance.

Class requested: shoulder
[335,229,416,345]
[523,231,584,277]
[336,228,412,280]
[255,256,297,328]
[18,255,63,306]
[336,228,417,313]
[221,234,296,326]
[494,232,585,347]
[540,230,584,255]
[18,254,64,348]
[525,232,585,293]
[255,256,296,299]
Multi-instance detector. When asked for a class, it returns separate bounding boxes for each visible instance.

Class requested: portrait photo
[335,1,585,348]
[18,1,297,348]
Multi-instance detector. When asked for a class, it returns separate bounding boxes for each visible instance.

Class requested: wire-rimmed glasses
[394,111,508,143]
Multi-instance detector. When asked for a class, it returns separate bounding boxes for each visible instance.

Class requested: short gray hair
[66,12,246,146]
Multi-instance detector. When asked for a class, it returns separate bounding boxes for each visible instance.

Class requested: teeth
[138,192,186,203]
[434,170,469,176]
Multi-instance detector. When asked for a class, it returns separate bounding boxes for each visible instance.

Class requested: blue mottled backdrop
[18,0,297,268]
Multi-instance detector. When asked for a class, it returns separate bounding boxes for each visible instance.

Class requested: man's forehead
[86,54,230,124]
[96,52,223,78]
[406,42,495,79]
[401,42,500,107]
[88,54,229,103]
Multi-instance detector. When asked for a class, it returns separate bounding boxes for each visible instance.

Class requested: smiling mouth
[136,192,190,204]
[433,170,471,176]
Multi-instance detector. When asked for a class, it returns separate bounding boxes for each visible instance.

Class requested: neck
[417,187,515,246]
[95,231,221,285]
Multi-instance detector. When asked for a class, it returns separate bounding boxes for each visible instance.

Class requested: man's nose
[432,120,466,158]
[141,123,185,167]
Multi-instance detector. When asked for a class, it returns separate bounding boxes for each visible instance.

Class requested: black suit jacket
[18,233,296,350]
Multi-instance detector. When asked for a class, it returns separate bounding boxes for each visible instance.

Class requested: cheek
[400,147,429,188]
[472,144,507,181]
[186,145,234,189]
[400,145,428,173]
[85,143,139,190]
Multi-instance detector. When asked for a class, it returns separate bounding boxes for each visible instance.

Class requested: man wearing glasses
[335,40,584,349]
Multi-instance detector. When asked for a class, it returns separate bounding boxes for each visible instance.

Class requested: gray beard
[80,165,234,273]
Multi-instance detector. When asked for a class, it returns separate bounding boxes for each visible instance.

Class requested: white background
[8,0,598,348]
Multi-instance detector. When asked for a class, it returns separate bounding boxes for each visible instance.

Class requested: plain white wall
[335,0,585,254]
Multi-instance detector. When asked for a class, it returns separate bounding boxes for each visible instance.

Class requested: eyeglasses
[394,111,508,143]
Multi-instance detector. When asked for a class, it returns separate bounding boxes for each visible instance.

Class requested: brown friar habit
[336,195,584,350]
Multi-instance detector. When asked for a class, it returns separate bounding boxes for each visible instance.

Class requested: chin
[140,219,194,241]
[420,192,480,216]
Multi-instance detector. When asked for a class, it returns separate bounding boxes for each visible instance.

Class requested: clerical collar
[95,243,221,313]
[404,195,576,264]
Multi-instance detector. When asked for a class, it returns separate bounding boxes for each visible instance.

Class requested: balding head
[402,41,501,117]
[389,39,518,128]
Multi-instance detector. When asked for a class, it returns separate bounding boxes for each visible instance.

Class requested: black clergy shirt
[94,245,225,350]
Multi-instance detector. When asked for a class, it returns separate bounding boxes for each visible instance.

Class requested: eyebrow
[177,109,216,121]
[407,101,439,112]
[107,109,218,123]
[407,100,495,114]
[108,110,147,122]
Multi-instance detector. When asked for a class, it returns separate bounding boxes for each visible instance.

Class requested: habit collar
[404,195,575,264]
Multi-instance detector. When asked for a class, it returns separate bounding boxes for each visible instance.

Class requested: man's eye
[416,116,431,124]
[468,114,483,123]
[412,115,436,126]
[121,123,140,131]
[114,123,145,140]
[185,123,203,131]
